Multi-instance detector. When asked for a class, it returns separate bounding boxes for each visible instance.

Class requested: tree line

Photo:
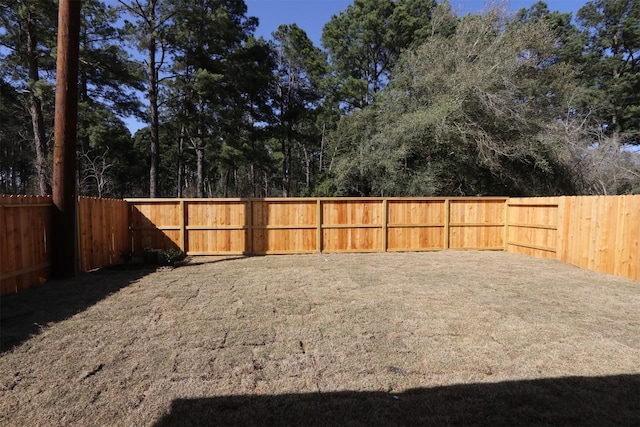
[1,0,639,198]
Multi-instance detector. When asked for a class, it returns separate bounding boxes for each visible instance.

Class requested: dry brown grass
[1,251,639,426]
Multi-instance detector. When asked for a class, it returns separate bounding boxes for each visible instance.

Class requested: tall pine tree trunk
[196,142,204,197]
[27,9,48,194]
[195,124,204,198]
[146,0,160,198]
[177,123,185,198]
[148,30,159,197]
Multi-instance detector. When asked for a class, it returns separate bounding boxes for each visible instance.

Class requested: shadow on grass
[0,256,250,353]
[176,255,249,269]
[154,374,639,426]
[0,263,156,353]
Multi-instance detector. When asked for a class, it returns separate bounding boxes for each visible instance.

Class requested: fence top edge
[124,196,512,203]
[0,194,52,199]
[78,196,128,202]
[0,196,52,207]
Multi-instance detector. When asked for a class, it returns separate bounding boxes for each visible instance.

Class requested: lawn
[1,251,639,426]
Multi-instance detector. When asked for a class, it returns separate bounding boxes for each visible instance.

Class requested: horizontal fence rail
[1,195,638,295]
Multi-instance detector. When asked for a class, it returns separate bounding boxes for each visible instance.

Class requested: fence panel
[129,199,182,253]
[252,199,317,254]
[321,199,384,252]
[557,195,640,281]
[0,195,51,295]
[615,195,640,281]
[386,199,446,251]
[506,197,560,259]
[78,197,129,271]
[187,199,247,255]
[448,199,506,250]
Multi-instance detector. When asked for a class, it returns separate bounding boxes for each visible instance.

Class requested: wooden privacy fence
[129,196,640,282]
[1,196,129,295]
[507,196,640,281]
[2,195,638,295]
[128,197,509,255]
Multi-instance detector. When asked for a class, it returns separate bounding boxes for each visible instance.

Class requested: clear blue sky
[245,0,589,47]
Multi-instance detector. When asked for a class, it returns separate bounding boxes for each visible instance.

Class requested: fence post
[444,199,450,249]
[382,199,388,252]
[76,197,83,272]
[246,198,253,254]
[316,199,322,253]
[128,202,134,255]
[503,198,509,252]
[556,196,566,262]
[179,200,185,252]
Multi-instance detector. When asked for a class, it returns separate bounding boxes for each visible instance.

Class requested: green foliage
[327,10,580,196]
[321,0,447,111]
[0,0,140,196]
[0,0,58,193]
[272,23,329,196]
[0,79,33,193]
[159,249,186,265]
[1,0,638,197]
[140,247,185,265]
[161,0,272,197]
[576,0,640,144]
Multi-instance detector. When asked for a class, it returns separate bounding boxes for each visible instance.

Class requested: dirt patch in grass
[1,251,639,426]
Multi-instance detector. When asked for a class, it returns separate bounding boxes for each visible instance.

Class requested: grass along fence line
[1,195,638,295]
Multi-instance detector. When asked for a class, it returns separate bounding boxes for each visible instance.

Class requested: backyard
[1,251,639,426]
